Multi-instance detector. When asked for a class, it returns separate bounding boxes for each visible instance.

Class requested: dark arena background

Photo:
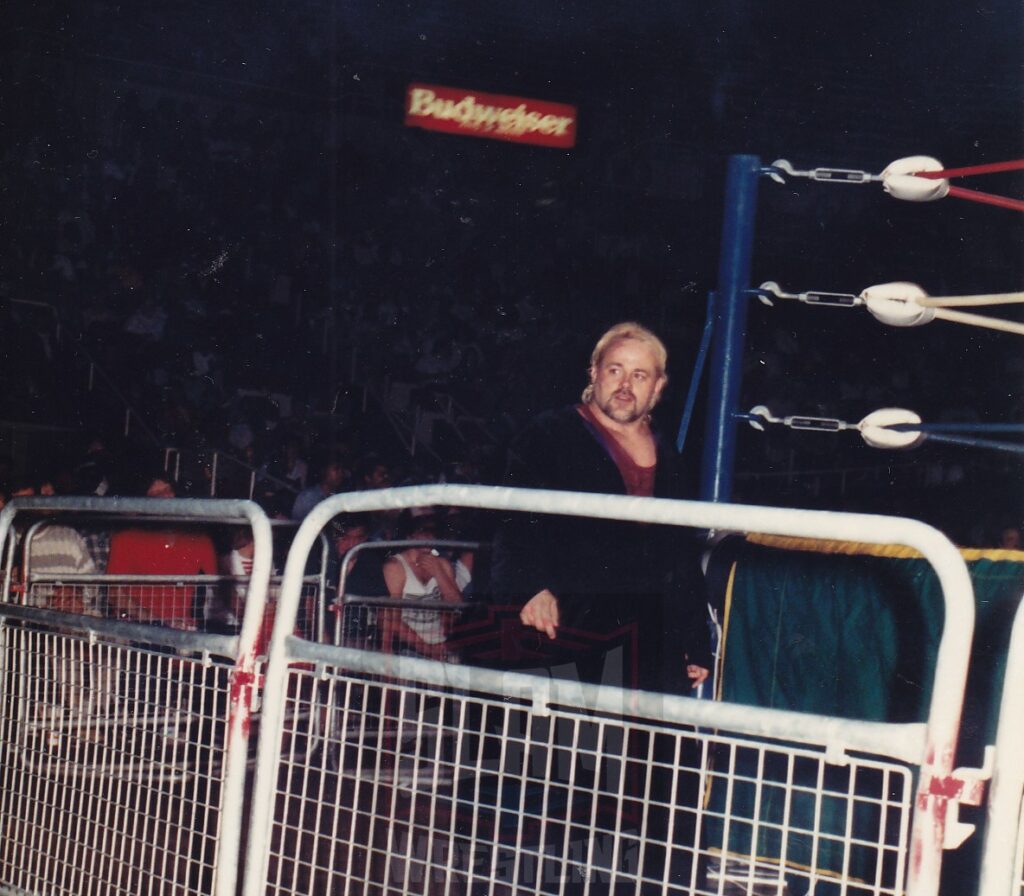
[1,4,1024,896]
[2,1,1022,541]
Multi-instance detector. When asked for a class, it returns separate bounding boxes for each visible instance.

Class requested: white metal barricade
[241,484,982,896]
[0,496,274,896]
[978,592,1024,896]
[309,538,483,767]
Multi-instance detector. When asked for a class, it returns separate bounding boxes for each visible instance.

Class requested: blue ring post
[699,154,762,502]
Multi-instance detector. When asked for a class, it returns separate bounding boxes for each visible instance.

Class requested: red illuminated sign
[405,83,577,149]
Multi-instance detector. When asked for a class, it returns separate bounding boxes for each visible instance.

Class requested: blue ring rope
[921,432,1024,455]
[889,422,1024,435]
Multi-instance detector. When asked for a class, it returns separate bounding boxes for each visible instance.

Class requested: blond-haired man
[491,321,710,694]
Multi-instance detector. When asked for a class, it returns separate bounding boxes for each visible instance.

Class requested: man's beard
[595,389,648,424]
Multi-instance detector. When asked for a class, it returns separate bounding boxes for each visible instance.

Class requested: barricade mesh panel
[0,573,322,896]
[260,662,915,896]
[0,620,231,896]
[333,599,465,660]
[22,578,318,645]
[334,600,380,649]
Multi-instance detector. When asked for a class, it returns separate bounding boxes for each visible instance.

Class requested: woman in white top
[381,510,462,660]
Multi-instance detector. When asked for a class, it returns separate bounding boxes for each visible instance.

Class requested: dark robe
[489,404,712,692]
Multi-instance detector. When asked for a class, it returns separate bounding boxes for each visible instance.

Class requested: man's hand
[520,589,560,640]
[686,664,709,689]
[416,549,446,578]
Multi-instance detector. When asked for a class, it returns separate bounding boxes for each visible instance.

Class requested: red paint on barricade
[927,775,964,800]
[920,770,987,804]
[405,83,577,148]
[910,838,923,877]
[229,667,258,739]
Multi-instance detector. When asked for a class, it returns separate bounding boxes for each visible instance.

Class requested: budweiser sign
[405,83,577,149]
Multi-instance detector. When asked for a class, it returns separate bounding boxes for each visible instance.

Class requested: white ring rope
[914,292,1024,308]
[756,281,1024,336]
[862,282,1024,335]
[924,307,1024,336]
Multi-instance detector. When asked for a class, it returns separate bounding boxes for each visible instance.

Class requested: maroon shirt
[576,403,655,497]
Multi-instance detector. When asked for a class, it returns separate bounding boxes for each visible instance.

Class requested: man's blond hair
[581,321,668,404]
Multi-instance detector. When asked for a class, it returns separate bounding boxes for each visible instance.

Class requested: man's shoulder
[505,405,613,491]
[510,404,599,461]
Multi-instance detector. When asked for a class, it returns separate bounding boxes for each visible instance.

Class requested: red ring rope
[908,159,1024,211]
[916,159,1024,179]
[945,186,1024,213]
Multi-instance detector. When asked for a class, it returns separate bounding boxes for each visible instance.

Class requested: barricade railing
[16,516,328,645]
[0,496,274,896]
[242,484,981,896]
[978,592,1024,896]
[161,445,305,501]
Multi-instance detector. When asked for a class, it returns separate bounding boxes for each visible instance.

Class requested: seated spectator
[380,508,463,661]
[280,435,309,492]
[20,520,109,728]
[71,436,115,497]
[22,521,99,615]
[355,453,399,539]
[333,516,387,598]
[291,457,345,521]
[356,454,394,492]
[215,526,284,643]
[105,472,218,628]
[7,478,37,500]
[330,514,387,648]
[215,528,255,631]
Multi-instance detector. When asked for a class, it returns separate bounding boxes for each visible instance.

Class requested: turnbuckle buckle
[744,406,851,434]
[752,281,863,308]
[766,159,882,185]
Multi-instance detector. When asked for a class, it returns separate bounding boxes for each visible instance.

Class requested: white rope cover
[858,408,926,450]
[862,281,1024,335]
[881,156,950,202]
[861,282,936,327]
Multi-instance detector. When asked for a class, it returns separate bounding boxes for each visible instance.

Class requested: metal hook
[756,281,793,304]
[745,405,780,431]
[764,160,795,184]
